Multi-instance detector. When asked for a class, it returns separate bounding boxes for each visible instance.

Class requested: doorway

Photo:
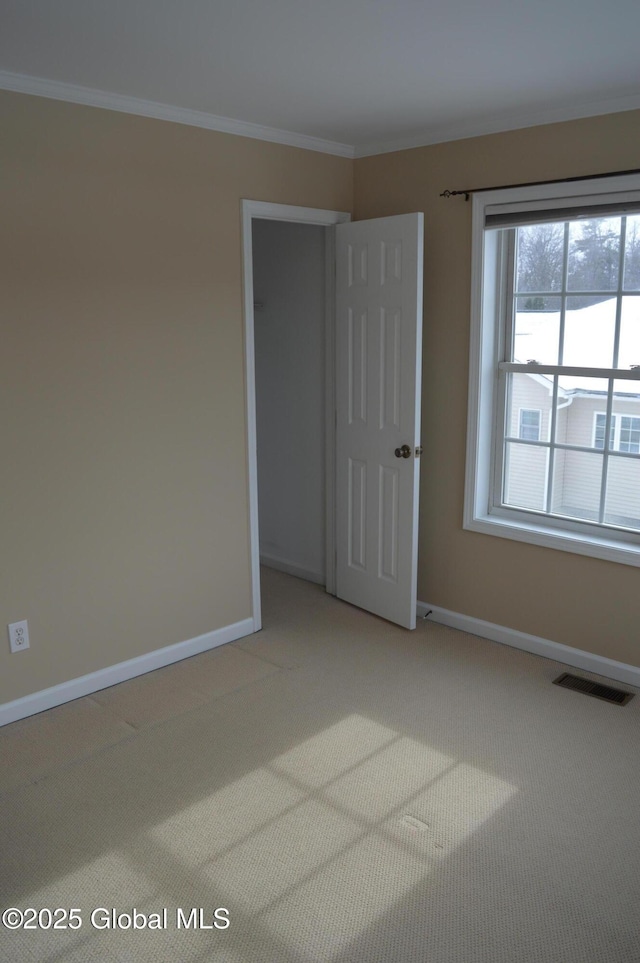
[253,218,327,585]
[242,201,351,631]
[244,203,424,631]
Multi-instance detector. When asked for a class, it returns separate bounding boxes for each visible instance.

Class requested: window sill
[464,511,640,568]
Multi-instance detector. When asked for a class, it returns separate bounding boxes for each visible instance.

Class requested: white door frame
[242,200,350,631]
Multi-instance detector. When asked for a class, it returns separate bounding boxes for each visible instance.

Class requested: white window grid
[619,414,640,453]
[518,408,542,441]
[593,412,617,450]
[494,216,640,532]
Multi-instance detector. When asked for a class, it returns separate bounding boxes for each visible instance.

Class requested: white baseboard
[417,601,640,689]
[0,617,255,728]
[260,553,325,586]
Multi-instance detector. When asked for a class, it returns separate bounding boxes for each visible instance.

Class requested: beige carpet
[1,567,639,963]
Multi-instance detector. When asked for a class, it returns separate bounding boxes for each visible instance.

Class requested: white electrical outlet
[8,620,30,653]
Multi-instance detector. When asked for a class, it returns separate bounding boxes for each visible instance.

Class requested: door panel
[348,457,367,570]
[348,309,368,425]
[335,213,424,628]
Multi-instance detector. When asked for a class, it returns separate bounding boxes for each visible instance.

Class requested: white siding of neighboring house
[552,392,570,515]
[505,375,553,510]
[505,374,640,528]
[561,394,640,526]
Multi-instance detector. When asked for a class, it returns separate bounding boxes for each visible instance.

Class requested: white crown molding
[0,70,355,158]
[354,91,640,158]
[1,69,639,160]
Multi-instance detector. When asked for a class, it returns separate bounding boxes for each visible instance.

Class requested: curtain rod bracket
[440,190,470,200]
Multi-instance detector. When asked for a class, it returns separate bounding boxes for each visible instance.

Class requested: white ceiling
[1,0,639,157]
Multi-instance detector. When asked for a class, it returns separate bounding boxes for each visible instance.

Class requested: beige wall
[0,90,353,703]
[3,89,640,711]
[355,109,640,666]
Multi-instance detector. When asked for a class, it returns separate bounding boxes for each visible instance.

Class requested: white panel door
[335,213,424,629]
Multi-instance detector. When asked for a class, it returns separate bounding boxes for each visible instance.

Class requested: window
[465,173,640,566]
[518,408,541,441]
[594,412,640,452]
[594,413,616,450]
[619,415,640,453]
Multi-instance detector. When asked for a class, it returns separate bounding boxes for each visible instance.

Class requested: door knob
[395,444,412,459]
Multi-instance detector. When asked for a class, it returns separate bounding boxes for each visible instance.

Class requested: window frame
[593,412,617,450]
[619,414,640,453]
[592,411,640,452]
[518,407,542,442]
[464,173,640,567]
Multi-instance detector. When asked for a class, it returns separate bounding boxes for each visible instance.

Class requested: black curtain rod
[440,167,640,201]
